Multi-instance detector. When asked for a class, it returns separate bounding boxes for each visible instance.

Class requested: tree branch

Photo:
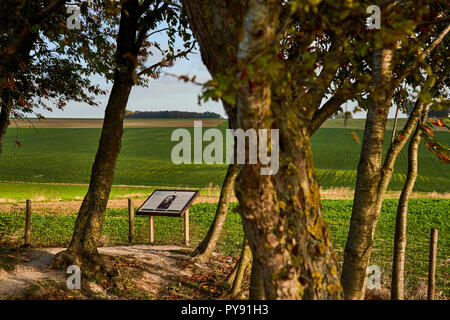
[303,37,345,114]
[0,0,66,59]
[392,24,450,88]
[136,1,169,48]
[377,73,437,194]
[137,42,196,77]
[309,84,357,135]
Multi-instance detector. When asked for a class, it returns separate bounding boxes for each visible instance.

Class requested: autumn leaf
[239,69,248,80]
[18,96,26,106]
[421,125,434,136]
[350,131,361,144]
[15,140,21,148]
[429,118,447,128]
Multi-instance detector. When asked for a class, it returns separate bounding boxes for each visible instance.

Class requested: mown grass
[0,199,448,297]
[0,120,448,192]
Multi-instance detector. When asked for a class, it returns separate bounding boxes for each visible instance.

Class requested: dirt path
[0,245,230,299]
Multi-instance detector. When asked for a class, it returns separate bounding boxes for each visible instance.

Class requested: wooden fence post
[128,199,134,244]
[24,199,32,247]
[428,228,438,300]
[184,209,190,246]
[149,216,154,245]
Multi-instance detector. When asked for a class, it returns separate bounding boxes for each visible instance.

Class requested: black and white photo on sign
[157,195,177,210]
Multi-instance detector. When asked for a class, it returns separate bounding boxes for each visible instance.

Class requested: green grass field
[0,119,448,193]
[0,119,448,298]
[1,199,448,297]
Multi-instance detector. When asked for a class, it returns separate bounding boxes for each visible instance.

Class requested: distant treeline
[125,110,223,119]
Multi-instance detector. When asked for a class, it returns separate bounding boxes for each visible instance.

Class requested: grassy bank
[0,198,448,298]
[0,125,449,192]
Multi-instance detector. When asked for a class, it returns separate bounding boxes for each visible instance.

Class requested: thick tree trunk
[192,163,239,262]
[249,256,265,299]
[52,2,139,274]
[60,78,132,259]
[184,0,344,299]
[236,0,342,300]
[391,106,429,300]
[52,82,133,273]
[341,48,394,300]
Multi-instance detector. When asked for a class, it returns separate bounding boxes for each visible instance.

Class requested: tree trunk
[192,163,239,262]
[183,0,343,299]
[52,2,140,274]
[181,0,245,263]
[341,65,436,299]
[391,106,429,300]
[236,0,342,300]
[249,256,265,299]
[229,238,252,299]
[225,258,239,286]
[0,91,12,156]
[341,48,394,300]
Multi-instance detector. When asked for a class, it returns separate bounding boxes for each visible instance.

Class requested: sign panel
[136,190,199,217]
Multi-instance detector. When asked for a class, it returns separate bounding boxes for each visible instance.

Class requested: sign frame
[136,189,199,217]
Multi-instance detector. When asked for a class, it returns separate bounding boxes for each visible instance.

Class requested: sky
[37,44,227,118]
[36,18,406,120]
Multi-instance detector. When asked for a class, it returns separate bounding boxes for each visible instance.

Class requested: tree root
[51,249,120,284]
[220,237,252,300]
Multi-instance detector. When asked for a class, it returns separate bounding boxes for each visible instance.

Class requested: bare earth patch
[0,246,439,300]
[0,245,236,300]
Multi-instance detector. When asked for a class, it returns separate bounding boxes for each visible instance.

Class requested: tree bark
[249,256,265,299]
[391,105,429,300]
[192,163,239,262]
[341,48,394,300]
[229,237,252,299]
[236,0,342,300]
[225,258,239,286]
[52,1,140,274]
